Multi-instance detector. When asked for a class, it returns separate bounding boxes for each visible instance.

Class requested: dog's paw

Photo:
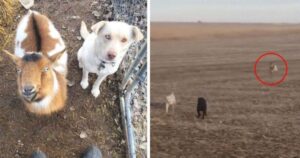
[91,89,100,98]
[80,81,89,89]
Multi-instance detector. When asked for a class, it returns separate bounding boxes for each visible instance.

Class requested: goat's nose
[108,52,116,60]
[23,85,35,93]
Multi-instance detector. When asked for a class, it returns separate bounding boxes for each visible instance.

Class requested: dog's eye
[105,34,111,40]
[121,38,127,43]
[16,68,22,74]
[42,67,49,72]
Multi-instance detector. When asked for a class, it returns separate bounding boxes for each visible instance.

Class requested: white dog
[77,21,144,98]
[166,92,176,113]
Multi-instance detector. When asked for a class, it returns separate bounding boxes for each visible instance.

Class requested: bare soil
[0,0,125,157]
[151,22,300,158]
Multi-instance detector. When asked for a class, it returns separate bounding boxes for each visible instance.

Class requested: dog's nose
[108,52,116,60]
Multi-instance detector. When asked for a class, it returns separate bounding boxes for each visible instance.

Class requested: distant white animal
[166,92,176,113]
[270,62,278,73]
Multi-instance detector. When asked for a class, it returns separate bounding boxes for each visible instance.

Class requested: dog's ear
[2,49,21,65]
[132,26,144,42]
[91,21,106,34]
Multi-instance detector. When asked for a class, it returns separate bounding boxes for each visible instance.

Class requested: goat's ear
[2,49,21,64]
[132,26,144,42]
[91,21,106,34]
[49,48,66,63]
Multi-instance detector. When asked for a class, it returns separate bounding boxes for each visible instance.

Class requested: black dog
[197,97,207,119]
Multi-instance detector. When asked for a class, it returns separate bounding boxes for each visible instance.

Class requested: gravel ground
[110,0,148,157]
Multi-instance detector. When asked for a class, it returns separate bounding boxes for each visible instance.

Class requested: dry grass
[151,22,300,157]
[0,0,19,52]
[151,22,300,41]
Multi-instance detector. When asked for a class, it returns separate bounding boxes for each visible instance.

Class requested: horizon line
[151,21,300,25]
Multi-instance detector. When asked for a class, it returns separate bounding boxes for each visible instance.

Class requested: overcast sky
[151,0,300,23]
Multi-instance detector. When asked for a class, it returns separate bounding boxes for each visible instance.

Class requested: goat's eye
[121,38,127,43]
[16,68,22,74]
[105,34,111,40]
[42,67,49,72]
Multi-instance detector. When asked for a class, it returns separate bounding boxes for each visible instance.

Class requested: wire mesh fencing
[112,0,147,157]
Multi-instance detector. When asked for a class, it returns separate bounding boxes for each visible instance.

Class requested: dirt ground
[151,22,300,157]
[0,0,126,157]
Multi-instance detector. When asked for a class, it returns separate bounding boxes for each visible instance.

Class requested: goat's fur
[166,92,176,113]
[3,10,67,115]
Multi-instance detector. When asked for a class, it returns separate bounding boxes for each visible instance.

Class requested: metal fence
[112,0,147,157]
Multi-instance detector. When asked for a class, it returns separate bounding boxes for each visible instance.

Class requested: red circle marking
[254,51,288,86]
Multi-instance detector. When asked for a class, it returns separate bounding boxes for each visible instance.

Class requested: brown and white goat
[3,11,67,115]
